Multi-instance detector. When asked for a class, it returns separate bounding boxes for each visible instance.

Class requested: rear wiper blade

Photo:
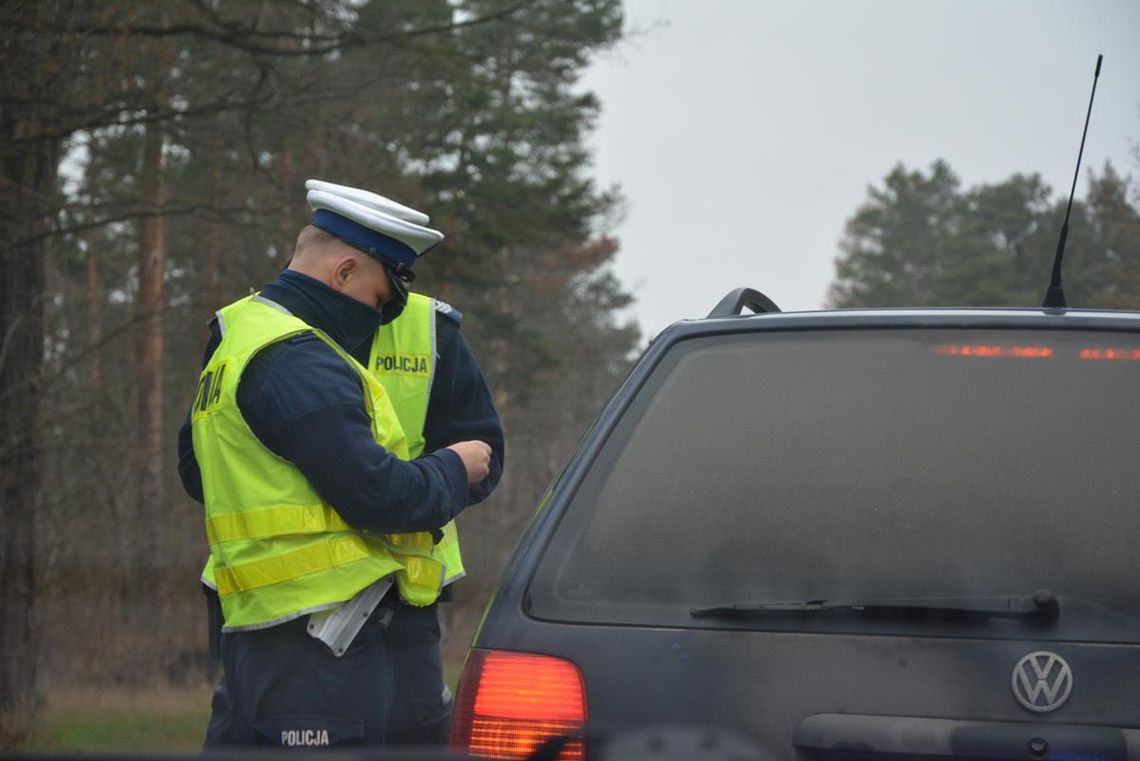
[691,589,1059,623]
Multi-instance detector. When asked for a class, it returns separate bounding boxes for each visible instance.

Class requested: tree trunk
[0,0,78,739]
[85,234,102,393]
[202,134,223,316]
[128,117,167,649]
[0,131,60,750]
[278,148,296,266]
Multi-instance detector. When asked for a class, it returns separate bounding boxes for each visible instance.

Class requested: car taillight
[1079,347,1140,360]
[450,649,587,760]
[933,344,1054,358]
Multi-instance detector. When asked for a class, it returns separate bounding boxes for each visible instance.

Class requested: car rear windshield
[527,327,1140,642]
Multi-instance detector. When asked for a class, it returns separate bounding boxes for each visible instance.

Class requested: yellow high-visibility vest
[193,295,444,630]
[369,293,465,588]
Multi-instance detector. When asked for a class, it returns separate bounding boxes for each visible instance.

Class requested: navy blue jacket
[178,270,504,538]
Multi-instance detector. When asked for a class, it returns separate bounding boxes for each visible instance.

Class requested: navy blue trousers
[203,600,450,749]
[386,602,452,746]
[204,611,393,748]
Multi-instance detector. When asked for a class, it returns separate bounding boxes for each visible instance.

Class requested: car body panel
[464,307,1140,759]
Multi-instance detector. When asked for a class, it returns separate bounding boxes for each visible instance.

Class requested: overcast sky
[581,0,1140,338]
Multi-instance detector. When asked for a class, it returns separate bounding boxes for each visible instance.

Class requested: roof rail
[707,287,782,318]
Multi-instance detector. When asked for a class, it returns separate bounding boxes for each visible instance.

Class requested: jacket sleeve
[422,318,505,506]
[240,334,469,534]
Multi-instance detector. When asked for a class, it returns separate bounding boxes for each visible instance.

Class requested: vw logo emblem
[1012,651,1073,712]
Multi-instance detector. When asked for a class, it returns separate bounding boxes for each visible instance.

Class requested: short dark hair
[293,224,338,257]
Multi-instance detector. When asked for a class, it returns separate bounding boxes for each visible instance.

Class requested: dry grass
[22,685,213,752]
[43,685,213,715]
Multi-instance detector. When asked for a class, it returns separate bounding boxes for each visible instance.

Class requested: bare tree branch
[0,308,155,407]
[15,200,291,248]
[4,3,530,58]
[4,57,436,146]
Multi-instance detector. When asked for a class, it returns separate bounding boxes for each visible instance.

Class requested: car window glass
[529,328,1140,642]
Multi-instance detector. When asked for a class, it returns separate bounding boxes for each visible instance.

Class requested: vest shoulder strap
[432,298,462,326]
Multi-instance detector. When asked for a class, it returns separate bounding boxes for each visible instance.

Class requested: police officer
[177,183,497,748]
[300,182,505,747]
[306,180,505,745]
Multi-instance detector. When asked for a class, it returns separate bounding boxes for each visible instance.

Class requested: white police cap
[304,179,430,226]
[306,183,443,272]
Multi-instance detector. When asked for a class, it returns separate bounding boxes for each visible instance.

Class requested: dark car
[448,288,1140,761]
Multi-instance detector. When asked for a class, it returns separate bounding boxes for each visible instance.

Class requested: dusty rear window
[528,328,1140,642]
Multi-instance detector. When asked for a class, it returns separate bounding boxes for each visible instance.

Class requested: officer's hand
[447,440,491,484]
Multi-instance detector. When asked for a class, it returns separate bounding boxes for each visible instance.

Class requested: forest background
[2,0,1139,749]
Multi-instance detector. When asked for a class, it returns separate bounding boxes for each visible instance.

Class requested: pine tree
[829,160,1140,310]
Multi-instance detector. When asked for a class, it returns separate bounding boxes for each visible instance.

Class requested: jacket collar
[259,269,382,354]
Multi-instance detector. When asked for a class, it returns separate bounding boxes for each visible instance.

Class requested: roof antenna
[1043,54,1103,309]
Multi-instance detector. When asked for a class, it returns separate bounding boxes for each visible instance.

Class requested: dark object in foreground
[2,725,775,761]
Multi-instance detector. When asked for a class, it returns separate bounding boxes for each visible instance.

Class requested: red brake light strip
[934,345,1053,358]
[1079,348,1140,361]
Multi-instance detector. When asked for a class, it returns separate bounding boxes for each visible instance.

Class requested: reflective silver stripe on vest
[251,294,294,315]
[428,298,438,395]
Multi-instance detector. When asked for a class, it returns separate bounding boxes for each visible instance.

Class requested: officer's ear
[331,256,357,291]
